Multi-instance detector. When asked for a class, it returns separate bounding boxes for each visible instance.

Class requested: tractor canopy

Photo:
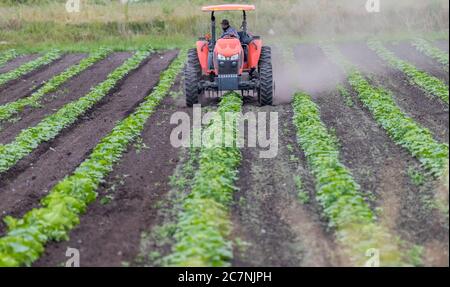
[201,4,256,12]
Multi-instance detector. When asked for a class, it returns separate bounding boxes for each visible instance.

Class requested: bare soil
[0,54,86,105]
[0,51,177,239]
[34,68,183,267]
[387,42,449,84]
[338,42,449,143]
[0,54,40,74]
[0,52,130,143]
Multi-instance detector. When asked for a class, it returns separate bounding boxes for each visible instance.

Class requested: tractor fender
[196,40,209,74]
[247,39,262,69]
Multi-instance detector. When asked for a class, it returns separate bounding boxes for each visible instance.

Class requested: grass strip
[322,44,449,178]
[0,50,61,86]
[412,38,449,72]
[0,48,152,174]
[164,92,243,267]
[0,48,111,122]
[0,49,18,68]
[0,49,186,267]
[367,39,448,104]
[293,92,409,266]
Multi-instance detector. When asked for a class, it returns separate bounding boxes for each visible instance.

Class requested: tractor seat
[238,31,253,62]
[238,31,253,45]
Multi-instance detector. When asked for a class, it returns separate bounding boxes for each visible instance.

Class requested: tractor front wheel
[185,48,202,107]
[258,46,274,106]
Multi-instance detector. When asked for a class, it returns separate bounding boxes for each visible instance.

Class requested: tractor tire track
[338,42,449,144]
[0,53,130,144]
[0,51,178,237]
[35,75,183,267]
[0,54,86,105]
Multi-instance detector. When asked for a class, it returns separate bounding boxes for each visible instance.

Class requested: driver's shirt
[221,26,240,40]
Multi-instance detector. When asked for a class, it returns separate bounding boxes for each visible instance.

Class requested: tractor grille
[217,74,239,90]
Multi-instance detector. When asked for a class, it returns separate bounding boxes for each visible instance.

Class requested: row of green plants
[292,92,408,266]
[322,44,449,178]
[0,48,152,174]
[164,92,243,267]
[0,50,61,86]
[0,49,18,68]
[0,49,186,267]
[367,39,448,104]
[0,48,111,122]
[411,38,449,72]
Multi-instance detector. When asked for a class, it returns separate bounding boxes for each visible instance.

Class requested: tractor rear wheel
[258,46,274,106]
[185,48,202,107]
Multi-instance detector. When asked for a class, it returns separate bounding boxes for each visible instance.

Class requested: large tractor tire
[258,46,274,106]
[185,48,202,107]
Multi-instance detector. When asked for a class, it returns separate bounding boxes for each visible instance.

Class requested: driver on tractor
[220,19,240,39]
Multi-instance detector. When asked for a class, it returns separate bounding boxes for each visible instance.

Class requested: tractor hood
[214,38,241,57]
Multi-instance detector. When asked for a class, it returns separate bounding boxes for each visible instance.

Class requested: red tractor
[185,4,274,106]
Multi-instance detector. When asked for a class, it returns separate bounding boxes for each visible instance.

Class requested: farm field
[0,38,448,267]
[0,0,448,268]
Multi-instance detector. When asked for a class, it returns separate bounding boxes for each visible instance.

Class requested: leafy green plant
[0,49,186,267]
[292,92,409,266]
[407,166,425,186]
[0,48,152,174]
[412,38,449,72]
[0,49,18,68]
[0,48,112,122]
[322,44,449,178]
[0,50,61,86]
[367,39,448,104]
[164,92,243,267]
[293,175,309,204]
[293,92,374,228]
[336,84,354,107]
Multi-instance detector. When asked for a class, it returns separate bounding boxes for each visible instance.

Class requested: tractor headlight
[217,54,226,61]
[230,54,239,61]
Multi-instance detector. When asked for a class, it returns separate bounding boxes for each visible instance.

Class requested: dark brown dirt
[387,42,449,84]
[338,42,449,144]
[34,72,183,267]
[0,53,130,144]
[298,44,449,266]
[434,40,449,53]
[0,54,40,74]
[0,54,86,105]
[232,104,340,267]
[0,51,178,238]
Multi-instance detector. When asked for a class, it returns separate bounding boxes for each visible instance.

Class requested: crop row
[411,38,449,71]
[164,92,243,267]
[0,49,186,267]
[322,44,449,178]
[0,49,18,68]
[0,48,152,174]
[0,50,61,86]
[292,92,407,266]
[367,39,448,104]
[0,48,112,122]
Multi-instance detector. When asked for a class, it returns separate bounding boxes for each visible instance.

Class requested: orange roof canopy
[202,4,256,12]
